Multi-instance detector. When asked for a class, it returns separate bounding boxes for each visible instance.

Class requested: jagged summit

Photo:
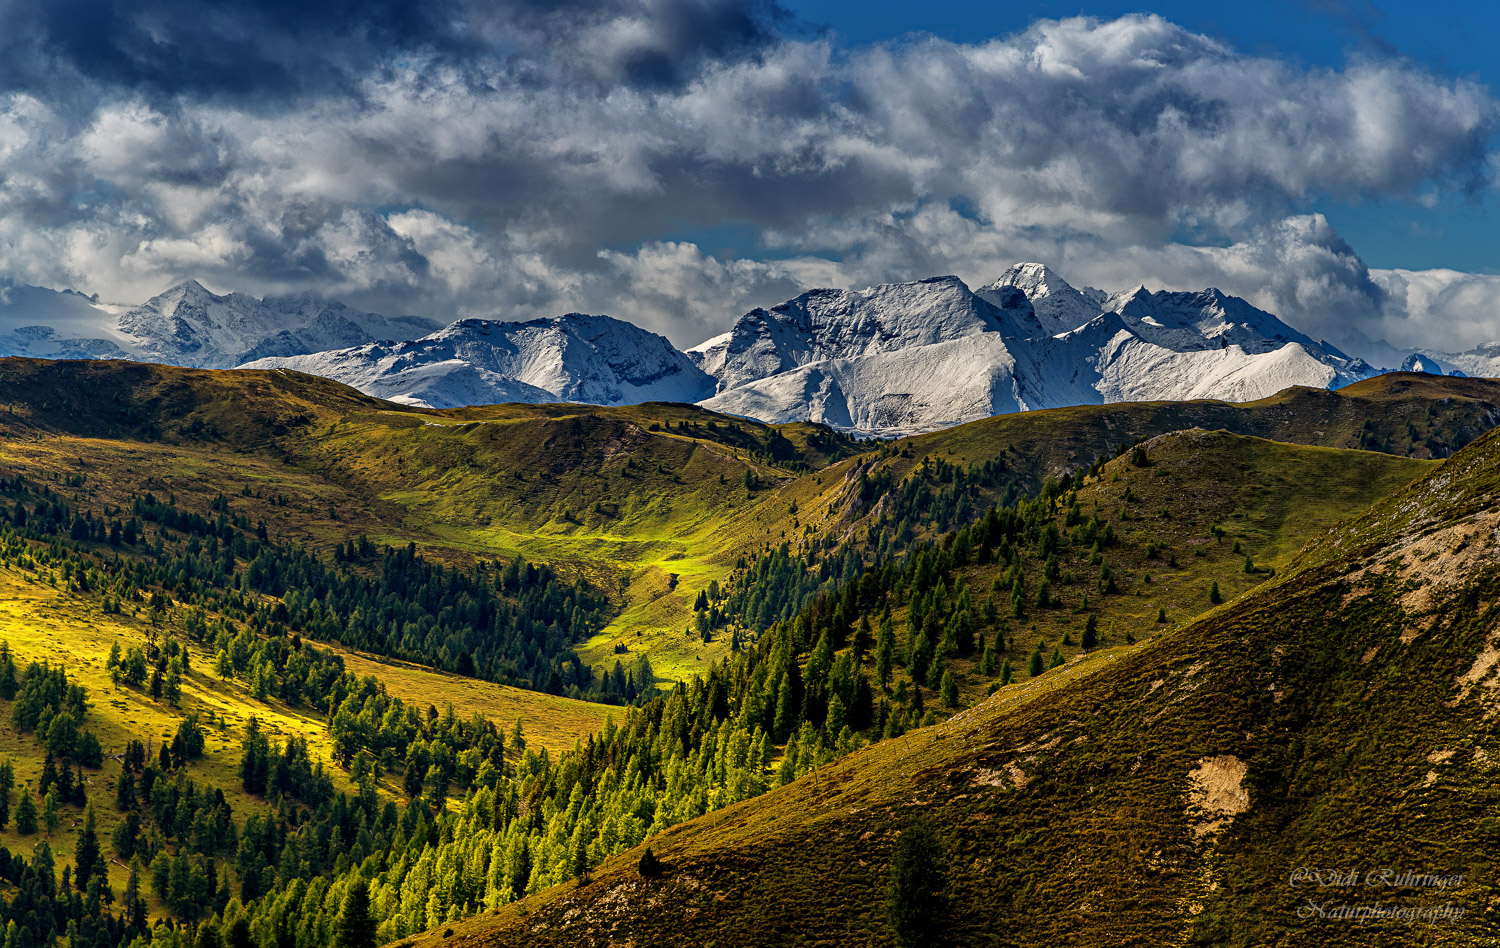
[119,280,443,368]
[977,262,1104,336]
[695,267,1377,433]
[242,312,715,409]
[688,274,1041,395]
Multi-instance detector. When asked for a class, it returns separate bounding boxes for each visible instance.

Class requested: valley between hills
[0,358,1499,945]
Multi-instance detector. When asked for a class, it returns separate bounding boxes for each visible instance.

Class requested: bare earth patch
[1187,755,1250,839]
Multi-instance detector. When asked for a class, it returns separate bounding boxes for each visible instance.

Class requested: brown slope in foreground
[412,413,1500,945]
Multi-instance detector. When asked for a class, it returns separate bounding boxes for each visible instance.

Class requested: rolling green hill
[0,357,1495,948]
[2,359,1495,687]
[410,396,1500,948]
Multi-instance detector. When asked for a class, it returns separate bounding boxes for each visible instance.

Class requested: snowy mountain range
[0,278,440,368]
[690,264,1378,433]
[0,264,1490,435]
[240,314,715,408]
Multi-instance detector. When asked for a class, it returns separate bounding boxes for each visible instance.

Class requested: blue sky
[0,0,1496,354]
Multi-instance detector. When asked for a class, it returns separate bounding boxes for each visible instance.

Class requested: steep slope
[698,332,1032,433]
[118,280,441,368]
[414,398,1500,948]
[241,314,715,409]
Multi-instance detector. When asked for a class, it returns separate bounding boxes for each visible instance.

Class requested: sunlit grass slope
[412,410,1500,948]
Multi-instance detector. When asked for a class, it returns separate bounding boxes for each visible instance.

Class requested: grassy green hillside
[0,357,1492,948]
[0,529,619,910]
[412,400,1500,948]
[1,359,1495,688]
[926,429,1433,706]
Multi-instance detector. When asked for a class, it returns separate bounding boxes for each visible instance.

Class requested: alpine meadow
[3,1,1500,946]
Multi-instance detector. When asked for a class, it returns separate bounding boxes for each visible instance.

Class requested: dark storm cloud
[0,0,792,103]
[0,9,1494,347]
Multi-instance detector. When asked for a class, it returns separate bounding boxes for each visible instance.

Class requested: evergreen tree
[1209,580,1222,604]
[39,752,57,796]
[570,823,590,884]
[1000,658,1013,686]
[1050,646,1065,670]
[875,617,895,688]
[43,788,59,835]
[16,786,37,835]
[194,920,223,948]
[853,616,874,663]
[75,804,101,890]
[772,674,797,742]
[885,817,946,948]
[165,657,183,706]
[226,917,254,948]
[940,671,959,709]
[1028,643,1045,678]
[1157,607,1168,623]
[0,758,12,830]
[1081,614,1099,651]
[334,880,377,948]
[924,654,944,692]
[637,846,662,877]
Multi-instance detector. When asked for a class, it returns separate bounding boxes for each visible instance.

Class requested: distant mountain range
[0,277,440,368]
[0,265,1487,434]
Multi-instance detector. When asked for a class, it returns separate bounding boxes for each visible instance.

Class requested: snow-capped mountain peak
[115,280,444,368]
[241,312,715,410]
[687,274,1037,394]
[977,262,1104,336]
[1105,285,1328,356]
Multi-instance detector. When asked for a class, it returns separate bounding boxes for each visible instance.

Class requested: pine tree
[637,846,662,877]
[885,817,946,948]
[1081,614,1099,651]
[924,654,944,692]
[979,646,997,676]
[42,789,58,835]
[39,752,57,796]
[1028,643,1045,678]
[772,674,797,742]
[194,920,223,948]
[876,617,895,688]
[75,805,101,891]
[1157,607,1167,623]
[940,671,959,709]
[1000,658,1013,686]
[570,822,590,884]
[334,880,377,948]
[0,759,12,830]
[126,860,147,933]
[16,786,36,835]
[1050,646,1065,670]
[1209,580,1222,604]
